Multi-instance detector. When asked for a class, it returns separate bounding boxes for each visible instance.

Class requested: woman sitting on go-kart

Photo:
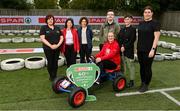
[92,32,121,84]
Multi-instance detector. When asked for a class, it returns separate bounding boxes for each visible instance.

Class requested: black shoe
[138,82,145,90]
[127,80,134,88]
[49,77,56,81]
[139,84,148,92]
[49,78,53,81]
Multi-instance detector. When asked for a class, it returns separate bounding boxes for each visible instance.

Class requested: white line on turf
[160,91,180,106]
[115,87,180,106]
[115,87,180,97]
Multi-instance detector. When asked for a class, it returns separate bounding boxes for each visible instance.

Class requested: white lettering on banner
[39,17,67,24]
[0,17,24,24]
[89,18,106,24]
[0,16,142,25]
[55,18,67,23]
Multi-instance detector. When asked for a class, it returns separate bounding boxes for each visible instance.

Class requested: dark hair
[107,9,114,13]
[65,18,74,28]
[143,5,153,12]
[79,17,89,25]
[45,14,55,25]
[124,15,133,19]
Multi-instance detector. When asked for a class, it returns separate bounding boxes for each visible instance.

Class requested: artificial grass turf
[0,92,179,110]
[160,35,180,45]
[0,35,179,60]
[0,60,180,110]
[0,42,42,49]
[0,35,180,110]
[0,35,39,38]
[0,53,45,60]
[168,90,180,101]
[0,35,180,49]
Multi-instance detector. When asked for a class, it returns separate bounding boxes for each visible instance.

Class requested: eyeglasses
[107,14,114,16]
[107,12,114,16]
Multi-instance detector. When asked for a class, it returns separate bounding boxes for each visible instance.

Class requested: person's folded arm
[40,35,52,48]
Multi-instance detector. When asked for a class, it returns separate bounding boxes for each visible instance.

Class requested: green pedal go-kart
[52,63,126,108]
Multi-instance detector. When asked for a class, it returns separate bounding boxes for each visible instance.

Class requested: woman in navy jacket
[77,17,93,63]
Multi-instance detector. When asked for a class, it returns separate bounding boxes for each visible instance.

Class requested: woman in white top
[77,17,93,63]
[61,18,80,67]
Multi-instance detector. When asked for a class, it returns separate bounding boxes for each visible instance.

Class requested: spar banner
[0,16,142,25]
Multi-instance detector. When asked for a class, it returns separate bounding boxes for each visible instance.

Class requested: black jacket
[118,26,136,59]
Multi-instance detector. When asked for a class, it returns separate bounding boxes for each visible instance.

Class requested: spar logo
[89,18,106,25]
[25,17,32,24]
[38,17,67,24]
[0,17,24,24]
[75,67,93,72]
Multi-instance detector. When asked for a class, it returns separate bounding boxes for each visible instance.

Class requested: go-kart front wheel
[113,76,126,92]
[68,87,86,108]
[52,76,67,94]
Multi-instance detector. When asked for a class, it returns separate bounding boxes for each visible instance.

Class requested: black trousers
[137,51,154,85]
[44,48,60,80]
[97,60,117,72]
[64,44,77,67]
[80,44,91,63]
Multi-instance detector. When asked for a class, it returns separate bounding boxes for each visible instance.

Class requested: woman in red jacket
[95,32,121,73]
[61,18,80,67]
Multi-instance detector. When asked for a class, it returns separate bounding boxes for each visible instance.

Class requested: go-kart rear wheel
[52,76,67,94]
[68,87,86,108]
[113,76,126,92]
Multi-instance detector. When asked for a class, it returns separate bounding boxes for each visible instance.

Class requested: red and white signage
[0,48,43,54]
[0,47,100,54]
[0,16,142,25]
[0,17,24,24]
[38,17,67,24]
[118,17,143,24]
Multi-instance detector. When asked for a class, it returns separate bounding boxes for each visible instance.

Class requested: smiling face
[107,11,114,22]
[124,17,133,26]
[107,32,115,43]
[143,9,153,21]
[47,17,54,25]
[81,19,87,27]
[67,20,73,29]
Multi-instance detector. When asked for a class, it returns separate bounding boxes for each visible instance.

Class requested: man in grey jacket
[99,9,120,50]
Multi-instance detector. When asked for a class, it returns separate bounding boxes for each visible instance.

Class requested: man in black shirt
[118,15,136,88]
[137,6,160,92]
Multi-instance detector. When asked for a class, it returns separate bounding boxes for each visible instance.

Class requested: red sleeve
[75,29,80,51]
[95,44,106,58]
[100,43,119,61]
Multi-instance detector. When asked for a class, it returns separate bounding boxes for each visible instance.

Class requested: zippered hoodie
[95,40,121,68]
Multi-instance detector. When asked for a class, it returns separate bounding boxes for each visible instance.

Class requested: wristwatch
[151,47,156,50]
